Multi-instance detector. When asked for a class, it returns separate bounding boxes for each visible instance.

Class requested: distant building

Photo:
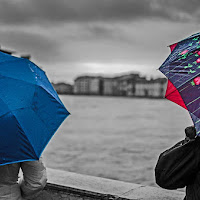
[74,76,90,95]
[134,79,148,97]
[152,78,167,97]
[135,78,167,98]
[102,78,118,96]
[52,82,73,94]
[74,76,103,95]
[89,77,103,95]
[73,74,167,98]
[117,73,140,96]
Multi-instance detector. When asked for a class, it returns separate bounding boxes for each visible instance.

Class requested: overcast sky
[1,0,200,83]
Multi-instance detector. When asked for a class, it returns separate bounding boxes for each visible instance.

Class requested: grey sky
[0,0,200,83]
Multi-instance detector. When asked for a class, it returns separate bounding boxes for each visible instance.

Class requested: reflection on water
[43,95,192,186]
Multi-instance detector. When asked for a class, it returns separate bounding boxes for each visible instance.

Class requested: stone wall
[44,168,185,200]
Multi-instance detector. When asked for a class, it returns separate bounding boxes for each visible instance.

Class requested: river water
[43,95,192,187]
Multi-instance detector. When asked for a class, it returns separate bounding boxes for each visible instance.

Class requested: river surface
[43,95,192,187]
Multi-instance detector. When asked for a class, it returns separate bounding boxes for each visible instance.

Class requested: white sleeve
[20,158,47,200]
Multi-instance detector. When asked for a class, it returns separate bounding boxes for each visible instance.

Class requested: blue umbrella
[0,51,70,165]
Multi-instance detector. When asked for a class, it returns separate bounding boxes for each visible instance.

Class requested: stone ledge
[46,168,185,200]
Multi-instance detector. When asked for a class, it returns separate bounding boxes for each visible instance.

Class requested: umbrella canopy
[0,51,70,165]
[159,32,200,135]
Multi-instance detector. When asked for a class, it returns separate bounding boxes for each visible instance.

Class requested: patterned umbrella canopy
[0,51,70,165]
[159,32,200,135]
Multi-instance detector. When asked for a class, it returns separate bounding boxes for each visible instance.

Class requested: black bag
[155,138,200,190]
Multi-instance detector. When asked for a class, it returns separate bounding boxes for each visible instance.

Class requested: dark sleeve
[155,138,200,190]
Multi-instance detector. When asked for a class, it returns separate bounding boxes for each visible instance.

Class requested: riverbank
[45,168,185,200]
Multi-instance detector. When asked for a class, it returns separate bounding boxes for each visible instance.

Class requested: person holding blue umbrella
[0,158,50,199]
[0,51,69,199]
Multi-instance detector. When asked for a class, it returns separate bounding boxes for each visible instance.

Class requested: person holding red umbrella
[156,32,200,200]
[155,126,200,200]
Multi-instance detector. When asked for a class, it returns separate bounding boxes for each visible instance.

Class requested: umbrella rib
[164,56,195,76]
[0,74,64,109]
[163,44,195,69]
[29,107,53,158]
[0,58,44,86]
[32,85,51,133]
[162,40,200,76]
[0,108,38,159]
[31,107,51,133]
[165,79,200,108]
[176,72,200,89]
[172,74,191,84]
[0,74,35,85]
[186,96,200,107]
[163,71,200,91]
[0,56,20,65]
[32,85,68,130]
[168,58,197,82]
[165,86,184,99]
[192,107,200,115]
[160,33,200,74]
[0,73,36,86]
[195,119,200,124]
[0,106,49,159]
[178,85,190,93]
[37,84,67,109]
[31,105,69,159]
[0,106,51,158]
[0,106,33,119]
[11,111,39,159]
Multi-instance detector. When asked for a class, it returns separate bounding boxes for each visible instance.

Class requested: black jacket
[155,137,200,200]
